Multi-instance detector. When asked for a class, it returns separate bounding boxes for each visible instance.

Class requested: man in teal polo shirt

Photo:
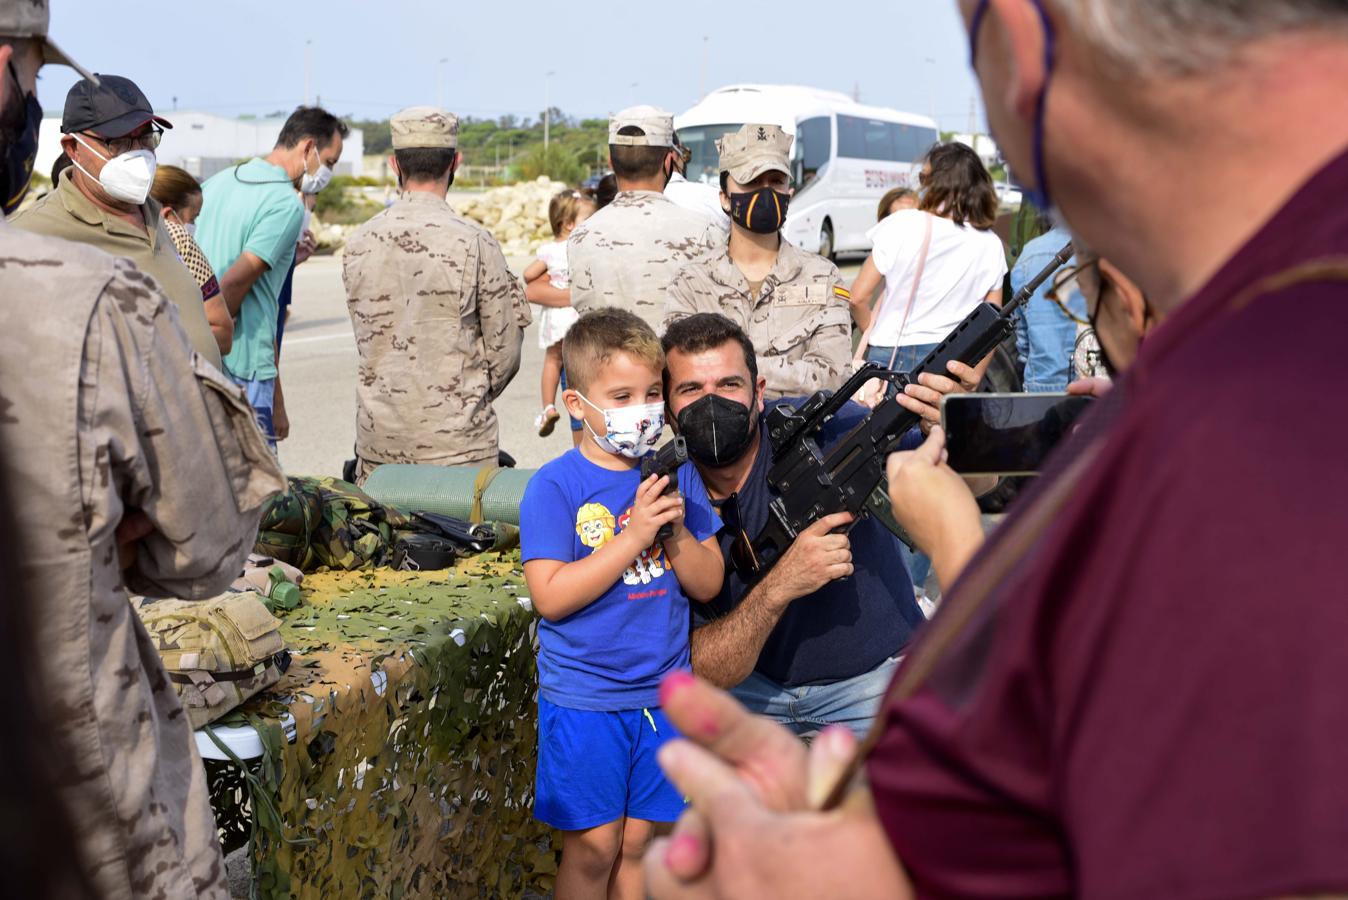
[197,105,347,447]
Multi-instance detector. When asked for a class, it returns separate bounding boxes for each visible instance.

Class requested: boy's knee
[565,825,623,878]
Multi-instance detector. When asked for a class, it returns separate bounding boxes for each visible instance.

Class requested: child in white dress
[524,190,594,437]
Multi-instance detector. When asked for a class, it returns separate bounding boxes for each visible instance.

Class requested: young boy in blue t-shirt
[519,308,724,899]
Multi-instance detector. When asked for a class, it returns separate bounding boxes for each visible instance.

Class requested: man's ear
[755,376,768,413]
[987,0,1053,120]
[1101,260,1150,336]
[387,154,401,183]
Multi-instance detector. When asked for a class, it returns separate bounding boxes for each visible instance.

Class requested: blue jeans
[731,655,901,740]
[227,373,277,450]
[863,342,938,590]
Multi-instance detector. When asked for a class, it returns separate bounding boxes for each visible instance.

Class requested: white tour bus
[675,84,940,258]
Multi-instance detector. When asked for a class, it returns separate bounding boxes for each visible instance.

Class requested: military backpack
[135,593,290,729]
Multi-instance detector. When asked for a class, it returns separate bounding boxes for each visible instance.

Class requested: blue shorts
[227,373,277,450]
[534,697,686,830]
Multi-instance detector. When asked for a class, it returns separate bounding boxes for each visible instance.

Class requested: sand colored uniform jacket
[342,191,529,481]
[568,189,722,333]
[0,221,285,900]
[663,239,853,400]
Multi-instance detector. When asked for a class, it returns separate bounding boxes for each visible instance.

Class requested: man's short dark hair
[661,313,759,388]
[393,147,456,183]
[609,125,671,180]
[276,106,349,150]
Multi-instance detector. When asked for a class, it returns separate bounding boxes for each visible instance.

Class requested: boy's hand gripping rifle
[734,242,1075,582]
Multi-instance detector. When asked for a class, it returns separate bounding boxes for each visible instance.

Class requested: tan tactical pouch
[136,593,288,728]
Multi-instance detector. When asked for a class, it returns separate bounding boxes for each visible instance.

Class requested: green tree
[516,145,585,185]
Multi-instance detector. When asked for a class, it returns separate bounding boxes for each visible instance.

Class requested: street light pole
[924,56,937,126]
[699,35,709,100]
[544,70,556,155]
[304,40,313,105]
[438,58,448,109]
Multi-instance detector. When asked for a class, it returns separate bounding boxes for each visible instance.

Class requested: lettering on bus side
[864,170,911,190]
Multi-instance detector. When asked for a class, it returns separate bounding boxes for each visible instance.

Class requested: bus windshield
[677,123,743,184]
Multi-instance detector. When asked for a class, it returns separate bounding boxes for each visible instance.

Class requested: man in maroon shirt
[640,1,1348,898]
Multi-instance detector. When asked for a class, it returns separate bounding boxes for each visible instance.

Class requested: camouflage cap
[717,123,793,185]
[390,106,459,150]
[0,0,96,82]
[609,105,674,147]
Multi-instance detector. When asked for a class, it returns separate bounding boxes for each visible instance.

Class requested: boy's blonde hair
[548,189,586,238]
[563,308,665,393]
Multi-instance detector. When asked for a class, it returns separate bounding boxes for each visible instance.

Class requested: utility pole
[967,94,978,133]
[544,70,555,156]
[699,35,709,100]
[438,58,448,109]
[304,40,312,105]
[852,81,861,103]
[924,57,936,126]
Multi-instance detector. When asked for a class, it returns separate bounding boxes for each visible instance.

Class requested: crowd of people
[2,0,1348,898]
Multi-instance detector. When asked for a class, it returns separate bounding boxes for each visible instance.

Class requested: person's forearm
[663,529,724,601]
[219,261,264,318]
[689,575,791,688]
[204,295,233,356]
[850,295,872,331]
[525,279,572,308]
[530,531,647,622]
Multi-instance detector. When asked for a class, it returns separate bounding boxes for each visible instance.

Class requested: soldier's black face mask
[675,393,757,468]
[1,62,42,217]
[725,185,790,234]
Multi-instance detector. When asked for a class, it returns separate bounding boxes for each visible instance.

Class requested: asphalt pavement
[276,252,864,479]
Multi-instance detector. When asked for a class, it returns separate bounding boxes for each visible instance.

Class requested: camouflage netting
[207,553,557,898]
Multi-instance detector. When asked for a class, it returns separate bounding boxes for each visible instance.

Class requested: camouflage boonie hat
[0,0,96,82]
[609,105,674,147]
[718,123,793,185]
[390,106,459,150]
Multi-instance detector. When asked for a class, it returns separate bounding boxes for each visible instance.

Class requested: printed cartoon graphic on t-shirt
[573,502,667,591]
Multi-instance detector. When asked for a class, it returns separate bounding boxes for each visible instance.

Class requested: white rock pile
[455,176,572,257]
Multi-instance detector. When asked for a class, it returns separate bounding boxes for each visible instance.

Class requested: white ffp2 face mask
[299,146,333,194]
[71,133,157,206]
[576,393,665,459]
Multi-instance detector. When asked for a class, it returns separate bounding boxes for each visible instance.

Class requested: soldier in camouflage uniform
[343,106,530,484]
[0,7,286,898]
[664,123,852,401]
[567,105,722,333]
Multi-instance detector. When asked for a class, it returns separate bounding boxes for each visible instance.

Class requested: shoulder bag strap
[854,212,935,370]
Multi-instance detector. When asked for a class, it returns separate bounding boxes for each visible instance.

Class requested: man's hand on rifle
[895,359,982,435]
[760,512,855,609]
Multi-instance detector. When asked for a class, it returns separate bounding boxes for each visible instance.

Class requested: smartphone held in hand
[940,393,1092,477]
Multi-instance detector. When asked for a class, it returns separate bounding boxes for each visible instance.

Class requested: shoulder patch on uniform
[832,285,851,301]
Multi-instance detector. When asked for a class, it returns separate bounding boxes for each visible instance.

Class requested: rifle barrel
[1002,241,1075,318]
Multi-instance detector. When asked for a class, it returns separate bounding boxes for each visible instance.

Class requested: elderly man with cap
[9,73,229,366]
[0,3,285,898]
[342,105,529,484]
[568,105,722,333]
[663,123,852,400]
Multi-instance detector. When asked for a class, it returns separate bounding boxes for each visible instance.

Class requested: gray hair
[1049,0,1348,72]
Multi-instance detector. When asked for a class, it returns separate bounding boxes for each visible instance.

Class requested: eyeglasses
[718,492,762,578]
[1044,259,1100,326]
[86,126,163,156]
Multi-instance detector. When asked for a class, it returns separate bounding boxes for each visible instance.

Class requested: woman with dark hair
[848,142,1007,384]
[151,164,234,355]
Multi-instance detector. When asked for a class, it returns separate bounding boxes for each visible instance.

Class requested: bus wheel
[818,220,835,260]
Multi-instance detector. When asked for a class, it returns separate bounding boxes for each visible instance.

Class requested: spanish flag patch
[832,285,851,301]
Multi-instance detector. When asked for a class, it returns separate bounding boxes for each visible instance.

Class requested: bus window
[837,115,938,164]
[796,116,831,187]
[675,123,742,184]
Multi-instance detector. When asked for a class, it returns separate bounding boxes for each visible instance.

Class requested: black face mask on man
[1,62,42,216]
[676,393,757,467]
[725,185,790,234]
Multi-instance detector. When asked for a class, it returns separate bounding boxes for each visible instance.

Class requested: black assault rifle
[734,241,1075,582]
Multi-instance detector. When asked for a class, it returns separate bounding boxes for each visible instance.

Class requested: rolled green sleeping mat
[361,465,536,526]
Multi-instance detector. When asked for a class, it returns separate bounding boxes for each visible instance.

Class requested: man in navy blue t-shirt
[663,314,958,737]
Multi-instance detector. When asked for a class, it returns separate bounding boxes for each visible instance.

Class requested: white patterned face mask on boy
[576,392,665,459]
